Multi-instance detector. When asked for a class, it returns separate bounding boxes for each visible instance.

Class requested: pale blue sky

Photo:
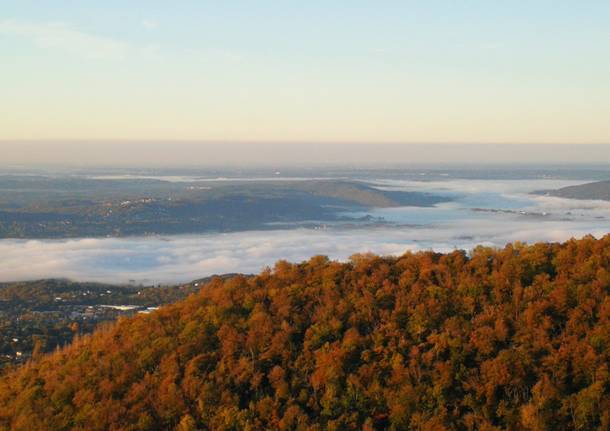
[1,1,610,143]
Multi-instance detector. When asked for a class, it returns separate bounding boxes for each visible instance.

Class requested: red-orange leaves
[0,235,609,430]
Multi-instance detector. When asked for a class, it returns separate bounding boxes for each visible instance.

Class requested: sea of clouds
[1,178,609,284]
[1,219,608,284]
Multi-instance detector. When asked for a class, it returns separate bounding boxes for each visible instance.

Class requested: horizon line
[2,140,610,145]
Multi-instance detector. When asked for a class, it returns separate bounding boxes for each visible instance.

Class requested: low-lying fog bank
[1,177,609,284]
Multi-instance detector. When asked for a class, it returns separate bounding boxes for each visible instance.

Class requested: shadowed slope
[537,180,610,201]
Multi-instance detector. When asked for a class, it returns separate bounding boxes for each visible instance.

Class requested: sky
[1,1,610,150]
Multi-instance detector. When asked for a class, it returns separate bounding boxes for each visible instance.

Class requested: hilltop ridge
[0,236,608,430]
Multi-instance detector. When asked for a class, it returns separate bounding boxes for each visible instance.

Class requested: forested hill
[536,180,610,201]
[1,236,609,430]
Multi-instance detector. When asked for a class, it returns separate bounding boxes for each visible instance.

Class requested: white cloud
[141,19,159,30]
[0,19,128,60]
[0,218,608,285]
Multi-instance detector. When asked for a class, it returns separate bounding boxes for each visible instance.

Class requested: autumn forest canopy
[0,235,609,430]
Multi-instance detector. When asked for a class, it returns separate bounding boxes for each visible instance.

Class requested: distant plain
[1,165,609,284]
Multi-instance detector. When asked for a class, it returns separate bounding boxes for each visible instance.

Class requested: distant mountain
[0,236,608,430]
[536,180,610,201]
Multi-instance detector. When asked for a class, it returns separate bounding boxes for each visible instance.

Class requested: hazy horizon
[2,142,610,168]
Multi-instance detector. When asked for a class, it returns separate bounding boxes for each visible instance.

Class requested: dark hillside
[536,180,610,201]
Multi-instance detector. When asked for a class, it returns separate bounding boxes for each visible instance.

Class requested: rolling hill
[0,177,450,238]
[537,180,610,201]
